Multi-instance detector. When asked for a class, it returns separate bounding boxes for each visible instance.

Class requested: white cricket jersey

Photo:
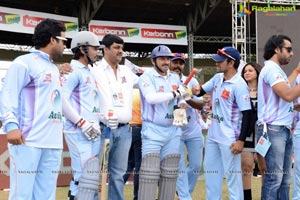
[62,60,101,132]
[0,50,63,148]
[257,60,294,128]
[181,76,202,139]
[90,58,139,123]
[202,73,251,145]
[138,68,182,127]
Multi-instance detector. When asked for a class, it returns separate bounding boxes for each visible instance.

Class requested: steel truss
[230,0,300,61]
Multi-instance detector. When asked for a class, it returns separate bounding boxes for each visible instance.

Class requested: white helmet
[70,31,100,50]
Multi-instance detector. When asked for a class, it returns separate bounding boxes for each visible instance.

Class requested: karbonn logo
[141,28,186,39]
[90,25,139,37]
[0,12,20,24]
[23,15,44,27]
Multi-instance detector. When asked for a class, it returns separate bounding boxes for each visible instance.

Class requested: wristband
[77,118,85,127]
[294,69,300,75]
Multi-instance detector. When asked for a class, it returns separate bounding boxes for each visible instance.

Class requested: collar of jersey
[151,68,172,78]
[30,49,51,62]
[70,59,86,69]
[219,72,240,84]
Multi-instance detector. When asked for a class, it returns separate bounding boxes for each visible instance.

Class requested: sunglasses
[173,53,185,59]
[55,36,67,45]
[217,49,236,61]
[282,46,293,53]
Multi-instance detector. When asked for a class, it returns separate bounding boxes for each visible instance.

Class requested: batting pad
[158,154,180,200]
[77,157,100,200]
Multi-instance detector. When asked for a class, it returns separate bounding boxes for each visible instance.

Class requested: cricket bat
[99,127,110,200]
[183,68,198,86]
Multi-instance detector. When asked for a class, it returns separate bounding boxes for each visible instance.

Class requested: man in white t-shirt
[257,34,300,199]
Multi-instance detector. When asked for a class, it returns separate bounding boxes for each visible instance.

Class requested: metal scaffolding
[230,0,300,61]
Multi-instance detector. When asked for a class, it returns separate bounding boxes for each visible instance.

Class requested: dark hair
[233,59,240,70]
[72,47,84,60]
[101,34,124,48]
[241,62,262,83]
[263,35,292,60]
[32,18,66,49]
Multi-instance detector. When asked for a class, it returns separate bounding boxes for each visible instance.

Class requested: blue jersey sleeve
[0,58,30,130]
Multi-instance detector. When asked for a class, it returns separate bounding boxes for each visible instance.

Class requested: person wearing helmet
[90,34,139,200]
[61,31,102,200]
[137,45,190,200]
[170,53,205,200]
[70,30,101,66]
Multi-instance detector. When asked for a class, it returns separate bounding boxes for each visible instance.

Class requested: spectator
[123,87,142,200]
[91,34,139,200]
[240,62,264,200]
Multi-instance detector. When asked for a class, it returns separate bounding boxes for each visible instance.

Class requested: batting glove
[178,85,192,100]
[173,106,188,126]
[77,119,101,140]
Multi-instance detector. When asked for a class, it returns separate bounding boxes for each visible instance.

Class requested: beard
[278,56,290,65]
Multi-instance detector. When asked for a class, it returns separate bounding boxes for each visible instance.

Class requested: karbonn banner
[0,6,78,38]
[0,6,187,45]
[89,20,187,45]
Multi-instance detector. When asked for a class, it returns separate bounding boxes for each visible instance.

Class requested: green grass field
[0,176,293,200]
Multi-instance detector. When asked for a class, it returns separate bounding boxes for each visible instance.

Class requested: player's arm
[238,109,254,142]
[186,98,205,110]
[272,81,300,102]
[1,60,31,145]
[61,71,100,139]
[230,109,253,154]
[139,74,184,104]
[193,87,206,97]
[288,61,300,86]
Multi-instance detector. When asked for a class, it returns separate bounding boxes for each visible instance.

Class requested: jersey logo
[172,85,178,90]
[243,94,250,102]
[143,82,149,88]
[221,89,230,99]
[275,73,283,80]
[213,85,217,92]
[85,77,91,84]
[43,73,52,83]
[121,76,127,83]
[158,86,164,92]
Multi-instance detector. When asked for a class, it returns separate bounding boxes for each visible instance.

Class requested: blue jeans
[176,136,203,200]
[107,124,132,200]
[258,124,293,200]
[123,125,142,200]
[293,133,300,200]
